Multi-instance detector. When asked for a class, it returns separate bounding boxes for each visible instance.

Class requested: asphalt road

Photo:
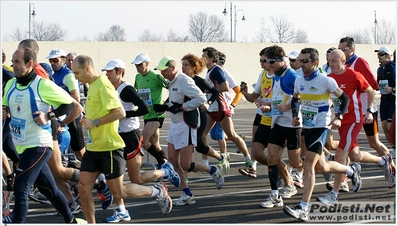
[4,108,397,224]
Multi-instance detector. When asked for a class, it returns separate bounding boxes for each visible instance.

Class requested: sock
[346,166,354,177]
[116,205,126,214]
[147,145,166,164]
[217,154,223,161]
[296,171,303,178]
[209,166,217,175]
[182,187,192,196]
[271,189,279,197]
[202,159,209,166]
[245,155,251,162]
[252,161,258,171]
[151,186,160,198]
[300,201,309,212]
[161,168,170,179]
[326,153,332,161]
[379,157,386,167]
[97,173,106,182]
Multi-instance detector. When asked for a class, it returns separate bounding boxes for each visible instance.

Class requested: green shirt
[134,70,167,120]
[85,74,125,151]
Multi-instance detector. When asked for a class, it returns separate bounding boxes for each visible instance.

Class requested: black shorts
[119,129,144,160]
[144,117,165,129]
[380,100,395,122]
[303,128,329,155]
[268,123,301,150]
[252,113,262,126]
[363,112,378,136]
[253,124,271,148]
[80,149,125,180]
[67,118,86,152]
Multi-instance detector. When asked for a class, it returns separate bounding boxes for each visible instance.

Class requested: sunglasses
[259,59,267,63]
[289,58,297,62]
[266,59,278,64]
[49,58,60,63]
[339,47,350,52]
[299,59,314,64]
[135,63,143,67]
[377,53,387,56]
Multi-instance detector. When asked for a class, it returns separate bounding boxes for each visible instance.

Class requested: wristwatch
[336,113,343,120]
[93,119,100,127]
[366,108,374,114]
[48,112,56,120]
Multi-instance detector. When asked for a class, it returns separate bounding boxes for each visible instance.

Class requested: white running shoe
[153,182,172,215]
[173,192,196,206]
[212,167,225,190]
[280,185,297,198]
[259,195,284,208]
[317,191,338,206]
[283,204,308,222]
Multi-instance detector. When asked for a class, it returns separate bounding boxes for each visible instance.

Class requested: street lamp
[222,2,233,42]
[374,10,378,44]
[29,2,36,39]
[234,7,246,42]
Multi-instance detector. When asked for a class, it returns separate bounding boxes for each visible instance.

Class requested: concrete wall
[3,41,395,97]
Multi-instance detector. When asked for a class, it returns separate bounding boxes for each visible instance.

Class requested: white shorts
[167,121,197,150]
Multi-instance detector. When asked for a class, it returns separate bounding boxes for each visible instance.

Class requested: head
[217,51,226,67]
[18,39,40,55]
[46,48,67,72]
[132,53,151,75]
[11,47,36,78]
[2,49,6,64]
[328,49,346,74]
[102,59,126,87]
[201,47,219,69]
[326,47,336,63]
[287,50,300,70]
[71,55,96,84]
[265,45,286,72]
[338,36,355,60]
[181,53,206,77]
[155,56,177,81]
[66,52,77,69]
[39,62,53,78]
[259,47,272,72]
[375,46,392,65]
[299,48,319,75]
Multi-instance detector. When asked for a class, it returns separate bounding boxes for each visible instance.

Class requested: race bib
[379,80,388,95]
[138,88,153,106]
[271,97,283,116]
[10,117,26,141]
[301,106,318,127]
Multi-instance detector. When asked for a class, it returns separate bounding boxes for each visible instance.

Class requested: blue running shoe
[3,212,13,223]
[97,182,113,210]
[161,162,181,187]
[106,208,131,223]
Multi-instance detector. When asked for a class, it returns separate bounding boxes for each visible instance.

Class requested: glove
[50,118,59,141]
[168,102,183,114]
[6,173,14,191]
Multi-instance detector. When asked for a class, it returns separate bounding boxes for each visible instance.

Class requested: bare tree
[166,29,190,42]
[372,19,396,44]
[344,29,372,44]
[266,15,307,43]
[9,27,26,41]
[96,25,126,41]
[30,21,67,41]
[188,12,226,42]
[138,29,163,42]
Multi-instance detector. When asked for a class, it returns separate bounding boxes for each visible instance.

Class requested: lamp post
[234,7,246,42]
[223,2,245,42]
[28,2,36,39]
[374,10,378,44]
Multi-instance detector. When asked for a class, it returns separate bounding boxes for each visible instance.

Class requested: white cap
[374,46,392,55]
[101,59,126,71]
[132,53,150,64]
[287,50,300,59]
[46,48,67,59]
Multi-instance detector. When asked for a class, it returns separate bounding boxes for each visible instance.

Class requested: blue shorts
[210,122,224,140]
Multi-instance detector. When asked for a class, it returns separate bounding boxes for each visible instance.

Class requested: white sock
[161,168,170,179]
[151,186,160,198]
[97,173,106,182]
[202,160,209,166]
[116,205,126,214]
[296,171,303,178]
[271,189,279,197]
[300,201,309,212]
[346,166,354,177]
[379,157,386,167]
[245,155,252,163]
[252,161,258,170]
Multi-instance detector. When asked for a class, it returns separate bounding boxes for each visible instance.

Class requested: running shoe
[2,212,13,224]
[212,167,225,190]
[291,171,304,188]
[317,191,338,206]
[153,182,172,215]
[259,195,284,208]
[238,165,257,178]
[390,149,396,159]
[218,152,230,175]
[106,208,131,223]
[173,192,196,206]
[280,185,297,198]
[381,153,393,180]
[71,184,80,202]
[29,188,51,205]
[283,204,308,222]
[69,203,82,215]
[388,170,396,188]
[349,162,362,192]
[73,218,88,224]
[97,182,113,210]
[161,162,181,188]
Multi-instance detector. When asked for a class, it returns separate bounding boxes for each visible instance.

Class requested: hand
[80,115,95,129]
[364,111,374,124]
[168,102,183,114]
[328,118,341,130]
[277,103,290,112]
[260,105,271,113]
[33,111,48,126]
[384,86,393,94]
[292,116,301,127]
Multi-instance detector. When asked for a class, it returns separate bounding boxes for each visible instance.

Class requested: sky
[1,1,397,44]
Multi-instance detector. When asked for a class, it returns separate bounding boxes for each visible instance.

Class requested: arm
[83,107,126,129]
[216,81,229,93]
[119,85,150,117]
[328,88,349,130]
[364,86,375,124]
